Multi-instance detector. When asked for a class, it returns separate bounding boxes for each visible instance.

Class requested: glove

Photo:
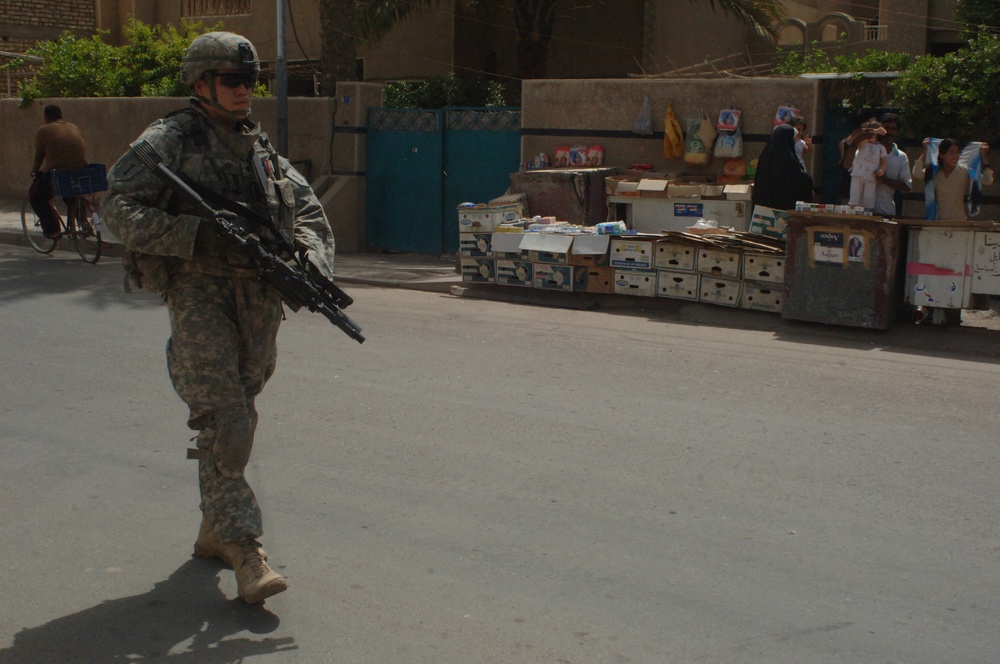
[194,218,227,259]
[194,214,259,266]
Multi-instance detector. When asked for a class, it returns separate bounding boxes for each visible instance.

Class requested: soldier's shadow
[0,558,296,663]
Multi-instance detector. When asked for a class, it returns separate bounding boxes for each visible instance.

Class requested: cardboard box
[697,248,742,278]
[749,205,790,239]
[742,252,785,285]
[613,269,657,297]
[668,183,701,198]
[521,233,574,264]
[701,184,725,198]
[574,266,614,293]
[655,239,698,271]
[724,183,753,201]
[460,258,495,284]
[458,204,523,233]
[616,181,640,196]
[490,232,527,260]
[741,281,784,313]
[459,232,493,258]
[605,175,634,195]
[533,263,575,291]
[700,276,742,307]
[610,237,656,270]
[569,234,610,266]
[637,179,670,198]
[657,270,700,300]
[495,259,533,287]
[624,169,673,180]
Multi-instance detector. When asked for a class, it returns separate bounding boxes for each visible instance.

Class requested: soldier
[102,32,337,604]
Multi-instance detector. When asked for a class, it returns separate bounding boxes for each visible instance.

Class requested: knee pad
[195,406,255,480]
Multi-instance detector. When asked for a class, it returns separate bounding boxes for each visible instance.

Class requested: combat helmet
[181,31,260,86]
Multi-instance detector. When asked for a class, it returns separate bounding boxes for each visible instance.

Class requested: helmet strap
[197,72,251,123]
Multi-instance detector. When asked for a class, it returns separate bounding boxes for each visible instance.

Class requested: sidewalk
[5,197,1000,346]
[0,198,462,293]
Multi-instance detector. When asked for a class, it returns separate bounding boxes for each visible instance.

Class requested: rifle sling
[182,174,298,259]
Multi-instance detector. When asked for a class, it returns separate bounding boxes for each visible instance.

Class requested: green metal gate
[366,107,521,254]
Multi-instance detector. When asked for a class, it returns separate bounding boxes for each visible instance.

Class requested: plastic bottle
[596,221,627,235]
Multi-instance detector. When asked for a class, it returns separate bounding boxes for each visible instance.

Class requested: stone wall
[521,78,823,181]
[1,79,995,249]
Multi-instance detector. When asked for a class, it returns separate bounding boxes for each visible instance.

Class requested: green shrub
[892,34,1000,144]
[383,73,507,109]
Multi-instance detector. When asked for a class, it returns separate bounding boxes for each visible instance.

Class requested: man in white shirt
[842,112,911,217]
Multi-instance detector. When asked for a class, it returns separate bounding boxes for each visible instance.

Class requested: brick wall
[0,0,97,53]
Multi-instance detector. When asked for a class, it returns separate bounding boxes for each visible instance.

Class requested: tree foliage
[775,34,999,145]
[956,0,1000,39]
[382,73,506,108]
[5,18,223,106]
[893,34,1000,145]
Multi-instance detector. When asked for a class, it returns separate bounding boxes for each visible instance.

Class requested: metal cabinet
[971,231,1000,295]
[905,228,975,309]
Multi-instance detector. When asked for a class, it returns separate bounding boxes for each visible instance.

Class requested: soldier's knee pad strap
[190,406,254,480]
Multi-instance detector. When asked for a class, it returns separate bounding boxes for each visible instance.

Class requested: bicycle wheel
[21,198,58,254]
[71,199,102,264]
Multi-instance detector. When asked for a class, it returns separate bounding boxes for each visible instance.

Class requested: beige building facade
[2,1,966,96]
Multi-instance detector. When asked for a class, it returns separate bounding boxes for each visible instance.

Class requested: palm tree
[319,0,357,95]
[350,0,786,80]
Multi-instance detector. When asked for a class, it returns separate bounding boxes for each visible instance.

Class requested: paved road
[1,244,999,663]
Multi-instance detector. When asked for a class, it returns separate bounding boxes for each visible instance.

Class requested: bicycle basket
[51,163,108,197]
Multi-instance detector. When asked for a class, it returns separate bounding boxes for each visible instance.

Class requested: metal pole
[276,0,289,155]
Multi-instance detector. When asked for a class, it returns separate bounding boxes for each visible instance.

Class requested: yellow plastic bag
[663,103,684,160]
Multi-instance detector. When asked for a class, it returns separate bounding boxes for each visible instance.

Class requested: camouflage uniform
[102,100,336,545]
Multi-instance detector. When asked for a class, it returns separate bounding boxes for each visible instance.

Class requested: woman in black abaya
[752,123,813,210]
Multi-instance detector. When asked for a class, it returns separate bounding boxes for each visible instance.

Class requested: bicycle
[22,165,107,264]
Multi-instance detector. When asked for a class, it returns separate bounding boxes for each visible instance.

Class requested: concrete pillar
[881,0,930,55]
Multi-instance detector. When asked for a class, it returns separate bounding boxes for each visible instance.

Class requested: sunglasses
[213,72,258,90]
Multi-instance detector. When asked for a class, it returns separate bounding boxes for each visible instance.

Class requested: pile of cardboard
[458,201,788,312]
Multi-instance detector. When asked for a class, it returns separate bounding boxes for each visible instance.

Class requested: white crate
[699,276,742,307]
[742,253,785,285]
[613,269,657,297]
[610,237,656,270]
[460,258,495,283]
[657,270,700,300]
[741,281,783,313]
[697,247,742,278]
[655,240,698,271]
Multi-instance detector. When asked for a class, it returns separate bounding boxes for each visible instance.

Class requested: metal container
[782,214,908,329]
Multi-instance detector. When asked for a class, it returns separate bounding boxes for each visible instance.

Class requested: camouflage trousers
[165,272,283,544]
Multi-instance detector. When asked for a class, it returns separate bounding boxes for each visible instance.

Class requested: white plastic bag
[714,127,744,158]
[632,96,653,135]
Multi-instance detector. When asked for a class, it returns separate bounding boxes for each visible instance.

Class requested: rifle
[128,139,364,344]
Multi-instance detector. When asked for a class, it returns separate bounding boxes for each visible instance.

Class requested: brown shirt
[33,120,88,172]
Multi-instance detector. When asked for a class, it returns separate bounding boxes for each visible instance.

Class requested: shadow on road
[456,283,1000,363]
[0,245,161,312]
[0,559,296,663]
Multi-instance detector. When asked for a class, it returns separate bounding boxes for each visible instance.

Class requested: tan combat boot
[193,516,269,568]
[234,539,288,604]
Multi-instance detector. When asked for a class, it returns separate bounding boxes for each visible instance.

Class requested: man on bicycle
[29,105,88,239]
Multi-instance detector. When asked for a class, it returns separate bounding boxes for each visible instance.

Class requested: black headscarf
[752,124,813,210]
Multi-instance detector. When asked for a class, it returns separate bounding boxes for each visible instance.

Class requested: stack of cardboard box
[458,204,786,312]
